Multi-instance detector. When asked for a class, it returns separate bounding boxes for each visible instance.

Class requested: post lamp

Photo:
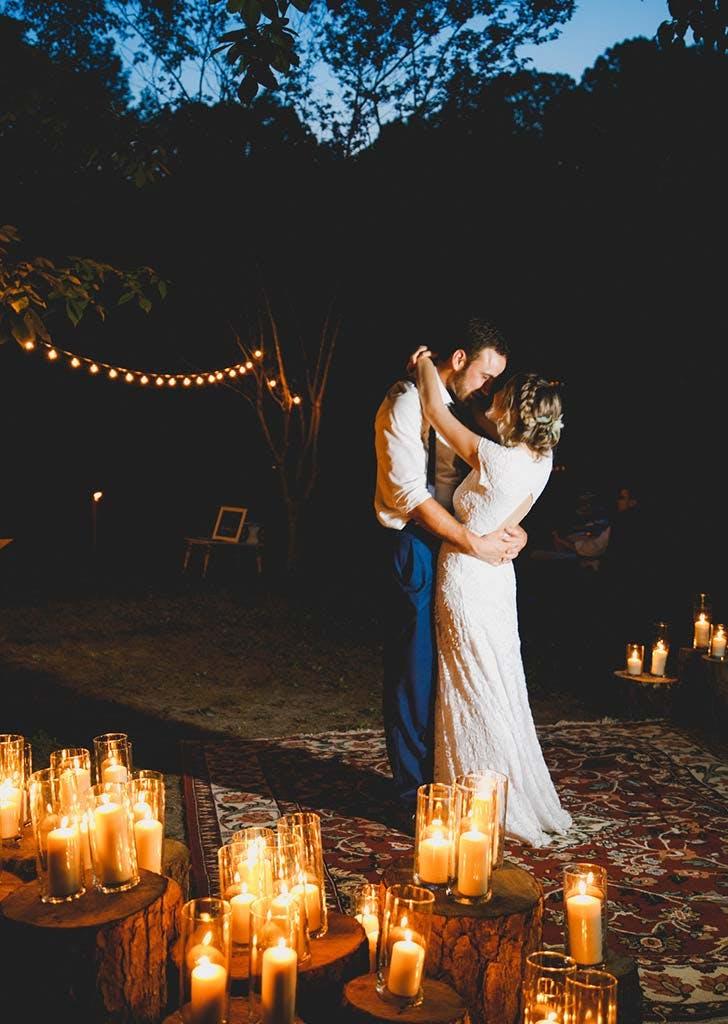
[91,491,103,554]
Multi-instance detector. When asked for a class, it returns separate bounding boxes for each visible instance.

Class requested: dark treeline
[1,14,726,618]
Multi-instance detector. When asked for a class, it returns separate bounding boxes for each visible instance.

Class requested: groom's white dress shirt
[374,376,460,530]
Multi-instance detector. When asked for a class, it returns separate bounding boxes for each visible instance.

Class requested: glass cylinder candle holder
[709,623,727,659]
[649,622,670,676]
[0,733,25,844]
[414,783,455,890]
[625,643,644,676]
[693,593,712,650]
[227,826,276,898]
[456,769,509,870]
[249,895,299,1024]
[128,769,165,874]
[269,833,310,963]
[92,732,133,785]
[21,739,32,826]
[563,863,608,967]
[180,897,232,1024]
[87,781,140,893]
[50,747,93,871]
[449,773,497,905]
[376,883,434,1008]
[353,882,381,973]
[277,811,328,938]
[522,949,576,1024]
[218,840,274,948]
[565,969,618,1024]
[29,767,86,903]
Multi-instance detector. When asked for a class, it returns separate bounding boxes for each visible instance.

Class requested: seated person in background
[531,489,611,570]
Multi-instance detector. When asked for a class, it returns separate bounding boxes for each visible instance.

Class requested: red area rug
[181,721,728,1023]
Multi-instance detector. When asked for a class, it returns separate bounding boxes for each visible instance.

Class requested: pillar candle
[93,798,133,884]
[47,819,83,897]
[101,759,128,784]
[566,886,603,965]
[355,911,379,972]
[132,797,153,823]
[387,931,424,998]
[418,828,453,884]
[650,643,668,676]
[134,810,163,873]
[627,648,642,675]
[230,885,256,944]
[79,816,93,870]
[190,956,228,1024]
[60,766,91,810]
[0,782,22,840]
[694,615,711,649]
[457,828,490,897]
[290,880,322,932]
[261,939,297,1024]
[711,628,727,658]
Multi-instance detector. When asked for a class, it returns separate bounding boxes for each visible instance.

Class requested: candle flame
[587,871,594,885]
[578,879,587,896]
[400,915,408,928]
[233,871,241,885]
[277,938,287,949]
[404,929,412,943]
[202,931,213,946]
[60,816,69,829]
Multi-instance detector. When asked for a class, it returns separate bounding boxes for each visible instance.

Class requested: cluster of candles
[179,813,328,1024]
[626,595,727,678]
[0,732,165,903]
[522,864,615,1024]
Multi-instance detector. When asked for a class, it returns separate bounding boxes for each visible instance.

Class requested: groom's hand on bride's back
[470,524,527,565]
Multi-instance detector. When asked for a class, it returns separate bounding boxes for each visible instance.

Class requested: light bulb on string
[183,377,191,387]
[167,377,176,386]
[155,376,164,387]
[90,363,99,374]
[140,375,149,385]
[125,372,134,383]
[48,348,58,361]
[71,357,81,368]
[108,368,118,379]
[196,376,204,385]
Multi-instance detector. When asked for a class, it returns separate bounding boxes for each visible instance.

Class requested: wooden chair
[182,507,264,578]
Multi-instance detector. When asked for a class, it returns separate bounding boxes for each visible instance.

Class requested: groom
[373,318,527,830]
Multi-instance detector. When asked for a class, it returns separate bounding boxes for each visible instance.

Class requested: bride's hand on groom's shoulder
[406,345,434,375]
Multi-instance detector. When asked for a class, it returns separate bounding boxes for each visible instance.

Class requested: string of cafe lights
[15,337,302,404]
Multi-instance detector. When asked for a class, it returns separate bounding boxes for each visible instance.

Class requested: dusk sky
[519,0,669,77]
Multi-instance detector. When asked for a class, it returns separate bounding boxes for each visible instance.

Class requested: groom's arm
[376,384,521,564]
[409,498,523,564]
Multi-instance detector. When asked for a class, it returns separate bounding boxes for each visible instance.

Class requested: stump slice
[382,858,543,1024]
[0,870,183,1023]
[343,975,470,1024]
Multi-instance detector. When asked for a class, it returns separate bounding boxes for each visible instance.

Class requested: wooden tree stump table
[0,869,183,1023]
[0,869,23,903]
[612,669,680,718]
[163,995,305,1023]
[171,909,368,1023]
[382,858,542,1024]
[1,824,191,899]
[343,975,470,1024]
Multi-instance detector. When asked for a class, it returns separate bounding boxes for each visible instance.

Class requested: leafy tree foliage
[657,0,727,52]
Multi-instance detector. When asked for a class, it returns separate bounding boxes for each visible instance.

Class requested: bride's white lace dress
[434,435,573,846]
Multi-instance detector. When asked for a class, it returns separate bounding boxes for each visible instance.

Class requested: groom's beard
[448,367,492,405]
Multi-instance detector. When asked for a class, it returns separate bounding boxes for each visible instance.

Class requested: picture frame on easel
[211,506,247,543]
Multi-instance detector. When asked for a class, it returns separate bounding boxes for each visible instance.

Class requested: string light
[16,337,305,405]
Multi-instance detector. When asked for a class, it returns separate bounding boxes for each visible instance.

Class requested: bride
[411,347,572,847]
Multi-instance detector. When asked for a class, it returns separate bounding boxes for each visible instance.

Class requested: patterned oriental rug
[181,721,728,1023]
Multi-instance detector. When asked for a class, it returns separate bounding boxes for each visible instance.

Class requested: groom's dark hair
[441,317,509,364]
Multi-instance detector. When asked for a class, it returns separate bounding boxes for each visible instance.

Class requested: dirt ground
[2,571,723,844]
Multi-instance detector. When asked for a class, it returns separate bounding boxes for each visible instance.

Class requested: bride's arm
[414,354,481,469]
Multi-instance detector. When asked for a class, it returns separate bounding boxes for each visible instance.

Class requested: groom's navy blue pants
[382,522,440,811]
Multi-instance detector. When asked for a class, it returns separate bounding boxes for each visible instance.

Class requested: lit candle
[133,808,163,873]
[0,781,22,840]
[46,817,83,897]
[186,932,226,970]
[190,955,228,1024]
[132,796,153,823]
[355,909,379,972]
[627,647,643,676]
[101,758,128,784]
[290,879,322,932]
[694,614,711,649]
[79,816,93,870]
[565,879,603,965]
[230,884,256,944]
[418,825,453,884]
[711,626,727,658]
[271,887,306,956]
[457,828,491,897]
[261,938,297,1024]
[93,795,134,884]
[387,929,424,998]
[60,766,91,810]
[650,641,668,676]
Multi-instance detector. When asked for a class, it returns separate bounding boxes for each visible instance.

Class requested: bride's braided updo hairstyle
[496,373,563,457]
